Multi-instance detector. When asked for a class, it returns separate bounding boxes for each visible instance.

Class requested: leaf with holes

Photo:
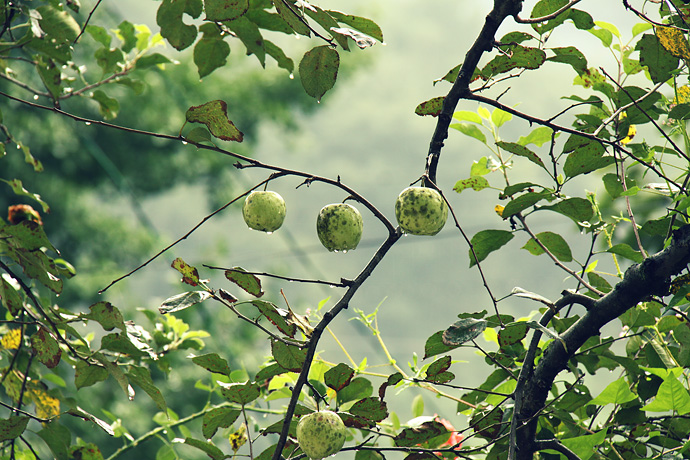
[186,100,244,142]
[156,0,202,50]
[378,372,403,400]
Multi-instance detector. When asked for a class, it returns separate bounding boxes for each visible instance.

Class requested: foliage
[2,1,690,460]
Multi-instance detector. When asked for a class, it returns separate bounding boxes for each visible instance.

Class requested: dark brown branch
[425,0,524,184]
[203,265,351,288]
[270,230,402,460]
[512,224,690,459]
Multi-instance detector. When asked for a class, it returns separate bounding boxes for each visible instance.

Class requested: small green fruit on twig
[242,191,286,233]
[395,186,448,235]
[316,203,363,252]
[296,410,347,459]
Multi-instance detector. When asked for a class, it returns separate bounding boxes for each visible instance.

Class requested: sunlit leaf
[468,229,514,266]
[159,290,211,314]
[186,100,244,142]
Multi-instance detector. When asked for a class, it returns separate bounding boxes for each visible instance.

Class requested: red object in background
[435,416,463,458]
[7,204,42,225]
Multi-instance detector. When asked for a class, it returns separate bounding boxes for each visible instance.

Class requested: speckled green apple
[242,191,286,233]
[296,410,347,459]
[316,203,363,252]
[395,186,448,235]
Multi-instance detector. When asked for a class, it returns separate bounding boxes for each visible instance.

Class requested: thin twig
[515,0,582,23]
[73,0,104,44]
[204,265,351,288]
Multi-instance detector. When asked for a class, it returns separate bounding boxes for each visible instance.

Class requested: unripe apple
[296,410,347,459]
[316,203,363,252]
[242,191,286,233]
[395,186,448,235]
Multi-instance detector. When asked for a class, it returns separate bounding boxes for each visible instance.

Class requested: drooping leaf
[74,362,109,389]
[186,100,244,142]
[442,318,488,346]
[225,16,266,67]
[194,23,230,78]
[637,33,679,84]
[274,0,310,36]
[265,40,294,73]
[1,179,50,213]
[468,229,514,266]
[156,0,202,50]
[450,122,487,144]
[547,46,587,75]
[85,301,126,331]
[378,372,403,400]
[539,197,594,223]
[184,437,226,460]
[225,267,263,297]
[159,290,211,314]
[328,11,384,42]
[171,257,200,286]
[127,366,167,412]
[606,243,644,263]
[252,300,296,337]
[299,46,339,101]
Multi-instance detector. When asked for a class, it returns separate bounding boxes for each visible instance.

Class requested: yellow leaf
[494,205,505,217]
[674,85,690,104]
[621,125,637,144]
[1,329,22,350]
[228,423,247,452]
[30,386,60,419]
[656,26,690,60]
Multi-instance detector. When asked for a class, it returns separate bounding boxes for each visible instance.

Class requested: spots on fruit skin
[395,187,448,236]
[296,410,347,459]
[242,191,286,233]
[316,203,363,252]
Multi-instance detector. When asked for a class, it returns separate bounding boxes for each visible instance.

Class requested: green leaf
[192,353,232,375]
[637,33,679,84]
[68,444,104,460]
[156,0,202,50]
[547,46,588,75]
[85,301,126,331]
[480,45,546,78]
[186,100,244,142]
[202,407,241,439]
[74,361,109,389]
[328,11,384,42]
[219,381,261,405]
[193,23,230,78]
[491,108,512,127]
[127,366,167,412]
[1,180,50,213]
[641,374,690,414]
[91,90,120,120]
[468,229,514,266]
[204,0,248,21]
[540,197,594,223]
[337,377,373,405]
[265,40,294,73]
[225,267,263,297]
[1,220,56,252]
[616,86,662,124]
[184,437,226,460]
[0,277,23,316]
[274,0,310,36]
[36,56,62,100]
[423,330,461,359]
[37,421,71,460]
[252,300,296,337]
[171,257,200,285]
[134,53,172,69]
[589,377,637,406]
[159,291,211,314]
[325,363,355,391]
[0,417,29,442]
[271,339,306,372]
[442,318,488,346]
[502,191,551,218]
[522,231,573,262]
[415,97,445,117]
[299,46,339,101]
[453,176,490,194]
[225,16,265,67]
[560,429,608,460]
[496,141,546,169]
[450,122,487,144]
[116,20,137,52]
[350,397,388,422]
[563,138,614,177]
[394,420,448,447]
[606,243,644,263]
[498,322,528,348]
[86,25,112,47]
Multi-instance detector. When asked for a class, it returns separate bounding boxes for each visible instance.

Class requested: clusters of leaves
[3,0,690,460]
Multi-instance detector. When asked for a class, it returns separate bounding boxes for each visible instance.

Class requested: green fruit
[242,191,286,233]
[316,203,363,252]
[296,410,347,459]
[395,186,448,235]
